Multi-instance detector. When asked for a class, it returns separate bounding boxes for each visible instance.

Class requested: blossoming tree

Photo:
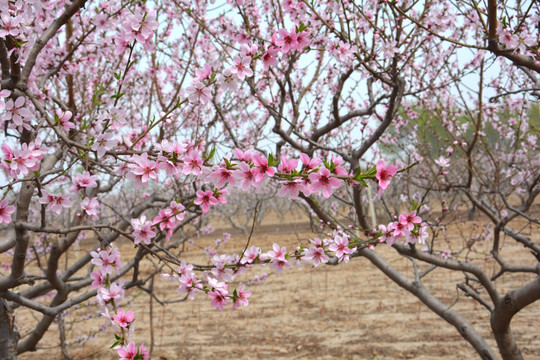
[0,0,538,359]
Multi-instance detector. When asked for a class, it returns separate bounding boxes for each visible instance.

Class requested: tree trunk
[0,299,19,360]
[492,324,523,360]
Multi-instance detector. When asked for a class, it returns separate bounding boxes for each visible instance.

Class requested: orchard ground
[13,208,540,360]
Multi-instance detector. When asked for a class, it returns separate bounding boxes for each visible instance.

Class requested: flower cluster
[376,210,428,245]
[1,141,44,178]
[90,246,149,360]
[161,260,252,312]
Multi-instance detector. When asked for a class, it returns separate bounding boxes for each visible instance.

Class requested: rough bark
[0,299,19,360]
[491,277,540,360]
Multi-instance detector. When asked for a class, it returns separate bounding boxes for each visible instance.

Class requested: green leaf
[207,147,216,161]
[268,153,276,166]
[411,200,423,211]
[110,335,123,349]
[296,23,308,33]
[13,39,28,47]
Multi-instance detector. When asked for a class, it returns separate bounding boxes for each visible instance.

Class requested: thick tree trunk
[491,278,540,360]
[492,324,523,360]
[0,299,19,360]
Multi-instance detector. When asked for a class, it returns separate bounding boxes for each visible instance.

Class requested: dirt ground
[14,214,540,360]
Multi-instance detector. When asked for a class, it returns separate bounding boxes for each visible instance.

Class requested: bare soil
[14,215,540,360]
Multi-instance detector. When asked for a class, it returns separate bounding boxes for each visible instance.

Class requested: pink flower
[0,14,22,38]
[90,270,104,289]
[278,180,305,199]
[252,154,275,182]
[182,150,203,175]
[152,209,176,240]
[330,156,348,176]
[195,64,212,81]
[240,245,261,264]
[303,246,328,267]
[117,341,138,360]
[3,96,33,132]
[122,9,158,46]
[168,201,185,221]
[113,308,135,328]
[139,344,150,360]
[277,155,298,173]
[55,108,75,130]
[91,133,115,157]
[0,199,15,224]
[232,285,252,309]
[267,243,291,273]
[210,166,236,187]
[299,153,321,171]
[407,225,429,244]
[308,168,342,198]
[399,211,422,231]
[210,263,234,282]
[229,56,253,80]
[388,221,409,240]
[178,272,202,300]
[267,243,286,260]
[330,40,355,61]
[38,191,72,215]
[375,160,398,198]
[234,161,257,190]
[90,247,122,274]
[128,153,159,186]
[81,197,100,219]
[275,28,298,53]
[435,156,450,168]
[240,43,258,57]
[97,281,125,305]
[262,46,279,69]
[70,171,98,192]
[186,81,212,103]
[218,68,239,90]
[215,189,227,205]
[295,30,310,51]
[376,224,391,244]
[194,190,218,214]
[177,261,194,276]
[497,26,518,49]
[328,233,355,263]
[131,215,156,245]
[1,142,43,178]
[208,278,229,311]
[234,148,252,162]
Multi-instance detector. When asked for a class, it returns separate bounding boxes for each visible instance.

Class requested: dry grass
[13,213,540,360]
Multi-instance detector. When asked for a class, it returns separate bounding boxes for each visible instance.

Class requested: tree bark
[0,299,19,360]
[491,277,540,360]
